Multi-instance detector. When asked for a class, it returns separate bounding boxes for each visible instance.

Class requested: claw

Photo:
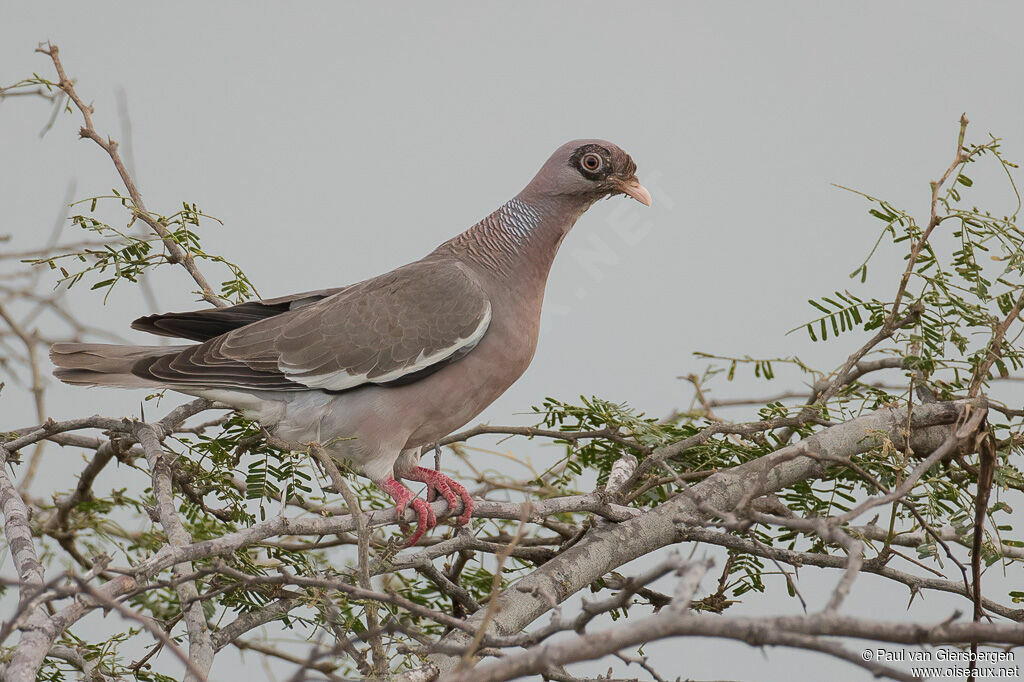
[407,467,474,527]
[381,477,436,546]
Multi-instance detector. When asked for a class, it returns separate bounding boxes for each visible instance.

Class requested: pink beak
[616,177,653,207]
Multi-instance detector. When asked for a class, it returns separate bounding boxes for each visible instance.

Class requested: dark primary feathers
[131,286,345,342]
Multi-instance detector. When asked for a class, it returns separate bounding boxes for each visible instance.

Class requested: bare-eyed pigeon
[51,139,652,544]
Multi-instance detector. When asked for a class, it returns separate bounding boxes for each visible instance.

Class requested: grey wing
[134,261,491,392]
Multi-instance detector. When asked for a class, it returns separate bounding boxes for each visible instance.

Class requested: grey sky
[4,2,1024,680]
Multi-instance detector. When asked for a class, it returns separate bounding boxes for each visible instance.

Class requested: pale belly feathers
[193,304,540,482]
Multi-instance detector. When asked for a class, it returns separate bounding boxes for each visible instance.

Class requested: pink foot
[405,466,474,526]
[381,477,436,546]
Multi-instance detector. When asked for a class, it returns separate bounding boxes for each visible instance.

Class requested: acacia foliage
[2,65,1023,682]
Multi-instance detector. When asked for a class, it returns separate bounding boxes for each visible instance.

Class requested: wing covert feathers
[56,261,492,394]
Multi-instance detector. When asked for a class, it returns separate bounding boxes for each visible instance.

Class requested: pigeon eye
[580,153,603,173]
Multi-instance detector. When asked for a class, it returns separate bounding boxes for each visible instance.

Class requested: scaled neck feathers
[435,193,591,281]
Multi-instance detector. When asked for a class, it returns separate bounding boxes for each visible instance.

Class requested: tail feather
[50,343,189,388]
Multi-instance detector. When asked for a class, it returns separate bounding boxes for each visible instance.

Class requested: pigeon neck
[445,193,589,282]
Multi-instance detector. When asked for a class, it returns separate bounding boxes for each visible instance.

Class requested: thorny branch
[1,50,1022,682]
[33,42,229,308]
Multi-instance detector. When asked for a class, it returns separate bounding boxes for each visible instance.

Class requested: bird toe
[453,486,474,527]
[409,466,473,524]
[404,498,436,546]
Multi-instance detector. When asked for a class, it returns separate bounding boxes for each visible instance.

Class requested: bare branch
[135,423,214,681]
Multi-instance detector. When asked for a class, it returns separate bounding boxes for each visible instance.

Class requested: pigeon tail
[50,342,189,388]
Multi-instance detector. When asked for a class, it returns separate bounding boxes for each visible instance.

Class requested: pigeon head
[525,139,652,207]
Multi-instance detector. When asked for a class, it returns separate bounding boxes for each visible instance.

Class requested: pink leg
[405,466,474,526]
[380,477,436,546]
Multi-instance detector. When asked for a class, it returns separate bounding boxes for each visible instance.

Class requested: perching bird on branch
[50,140,652,544]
